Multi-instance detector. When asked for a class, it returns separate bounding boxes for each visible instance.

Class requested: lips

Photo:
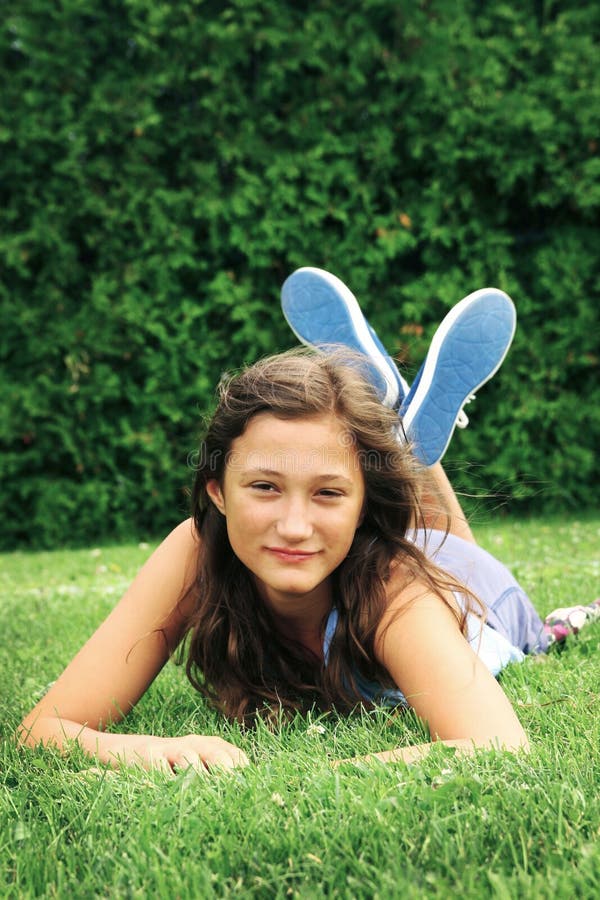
[266,547,319,561]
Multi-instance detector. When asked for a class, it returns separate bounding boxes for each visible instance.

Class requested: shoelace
[456,394,476,429]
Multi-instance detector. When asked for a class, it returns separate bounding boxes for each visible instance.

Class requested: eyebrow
[243,467,355,486]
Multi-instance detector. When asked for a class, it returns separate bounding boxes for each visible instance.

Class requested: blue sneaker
[401,288,517,467]
[281,267,410,409]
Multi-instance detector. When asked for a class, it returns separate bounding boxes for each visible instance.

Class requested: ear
[206,479,226,515]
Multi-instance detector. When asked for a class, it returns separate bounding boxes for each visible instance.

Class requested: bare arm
[337,575,529,767]
[18,519,248,773]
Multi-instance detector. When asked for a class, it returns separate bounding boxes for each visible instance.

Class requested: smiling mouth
[266,547,319,561]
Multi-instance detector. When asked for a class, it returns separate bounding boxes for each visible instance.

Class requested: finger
[331,755,367,768]
[173,752,209,775]
[141,750,176,778]
[153,758,177,777]
[187,736,250,769]
[201,742,249,770]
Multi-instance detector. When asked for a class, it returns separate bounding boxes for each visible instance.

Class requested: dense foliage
[2,0,599,549]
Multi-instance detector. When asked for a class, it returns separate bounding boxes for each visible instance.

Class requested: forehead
[227,412,363,478]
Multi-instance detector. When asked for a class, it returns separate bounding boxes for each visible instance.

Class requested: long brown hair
[183,348,474,722]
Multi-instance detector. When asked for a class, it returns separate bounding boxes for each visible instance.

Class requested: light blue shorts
[410,529,548,656]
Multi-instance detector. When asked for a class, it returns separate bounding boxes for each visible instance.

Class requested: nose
[275,496,314,543]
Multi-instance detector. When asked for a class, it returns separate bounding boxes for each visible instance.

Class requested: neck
[275,616,327,660]
[255,579,332,660]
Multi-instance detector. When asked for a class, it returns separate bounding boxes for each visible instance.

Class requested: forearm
[17,715,250,773]
[334,734,530,767]
[17,715,139,765]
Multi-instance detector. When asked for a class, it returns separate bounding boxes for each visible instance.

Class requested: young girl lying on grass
[19,268,600,774]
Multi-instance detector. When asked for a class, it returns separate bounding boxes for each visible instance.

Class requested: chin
[274,580,319,596]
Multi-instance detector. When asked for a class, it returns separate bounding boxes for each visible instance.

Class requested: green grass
[1,517,599,898]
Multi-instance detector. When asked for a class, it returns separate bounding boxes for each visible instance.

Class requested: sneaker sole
[402,288,516,466]
[281,267,401,407]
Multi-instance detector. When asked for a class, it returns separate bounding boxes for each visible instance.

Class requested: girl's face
[206,412,366,619]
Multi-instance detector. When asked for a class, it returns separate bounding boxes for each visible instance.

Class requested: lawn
[1,516,599,898]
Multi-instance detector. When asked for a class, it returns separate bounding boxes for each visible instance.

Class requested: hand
[332,744,430,768]
[332,735,528,768]
[103,733,250,776]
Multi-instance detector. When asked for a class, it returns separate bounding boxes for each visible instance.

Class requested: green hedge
[2,0,599,549]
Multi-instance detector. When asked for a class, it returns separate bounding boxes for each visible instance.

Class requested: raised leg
[281,267,409,409]
[281,268,516,470]
[400,288,516,467]
[417,463,476,544]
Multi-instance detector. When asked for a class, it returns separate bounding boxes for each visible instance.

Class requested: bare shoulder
[139,516,201,582]
[127,517,202,623]
[373,560,528,748]
[156,516,201,554]
[379,559,462,628]
[374,561,466,683]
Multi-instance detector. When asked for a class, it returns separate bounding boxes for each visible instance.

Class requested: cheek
[225,500,269,544]
[330,508,363,549]
[224,517,250,564]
